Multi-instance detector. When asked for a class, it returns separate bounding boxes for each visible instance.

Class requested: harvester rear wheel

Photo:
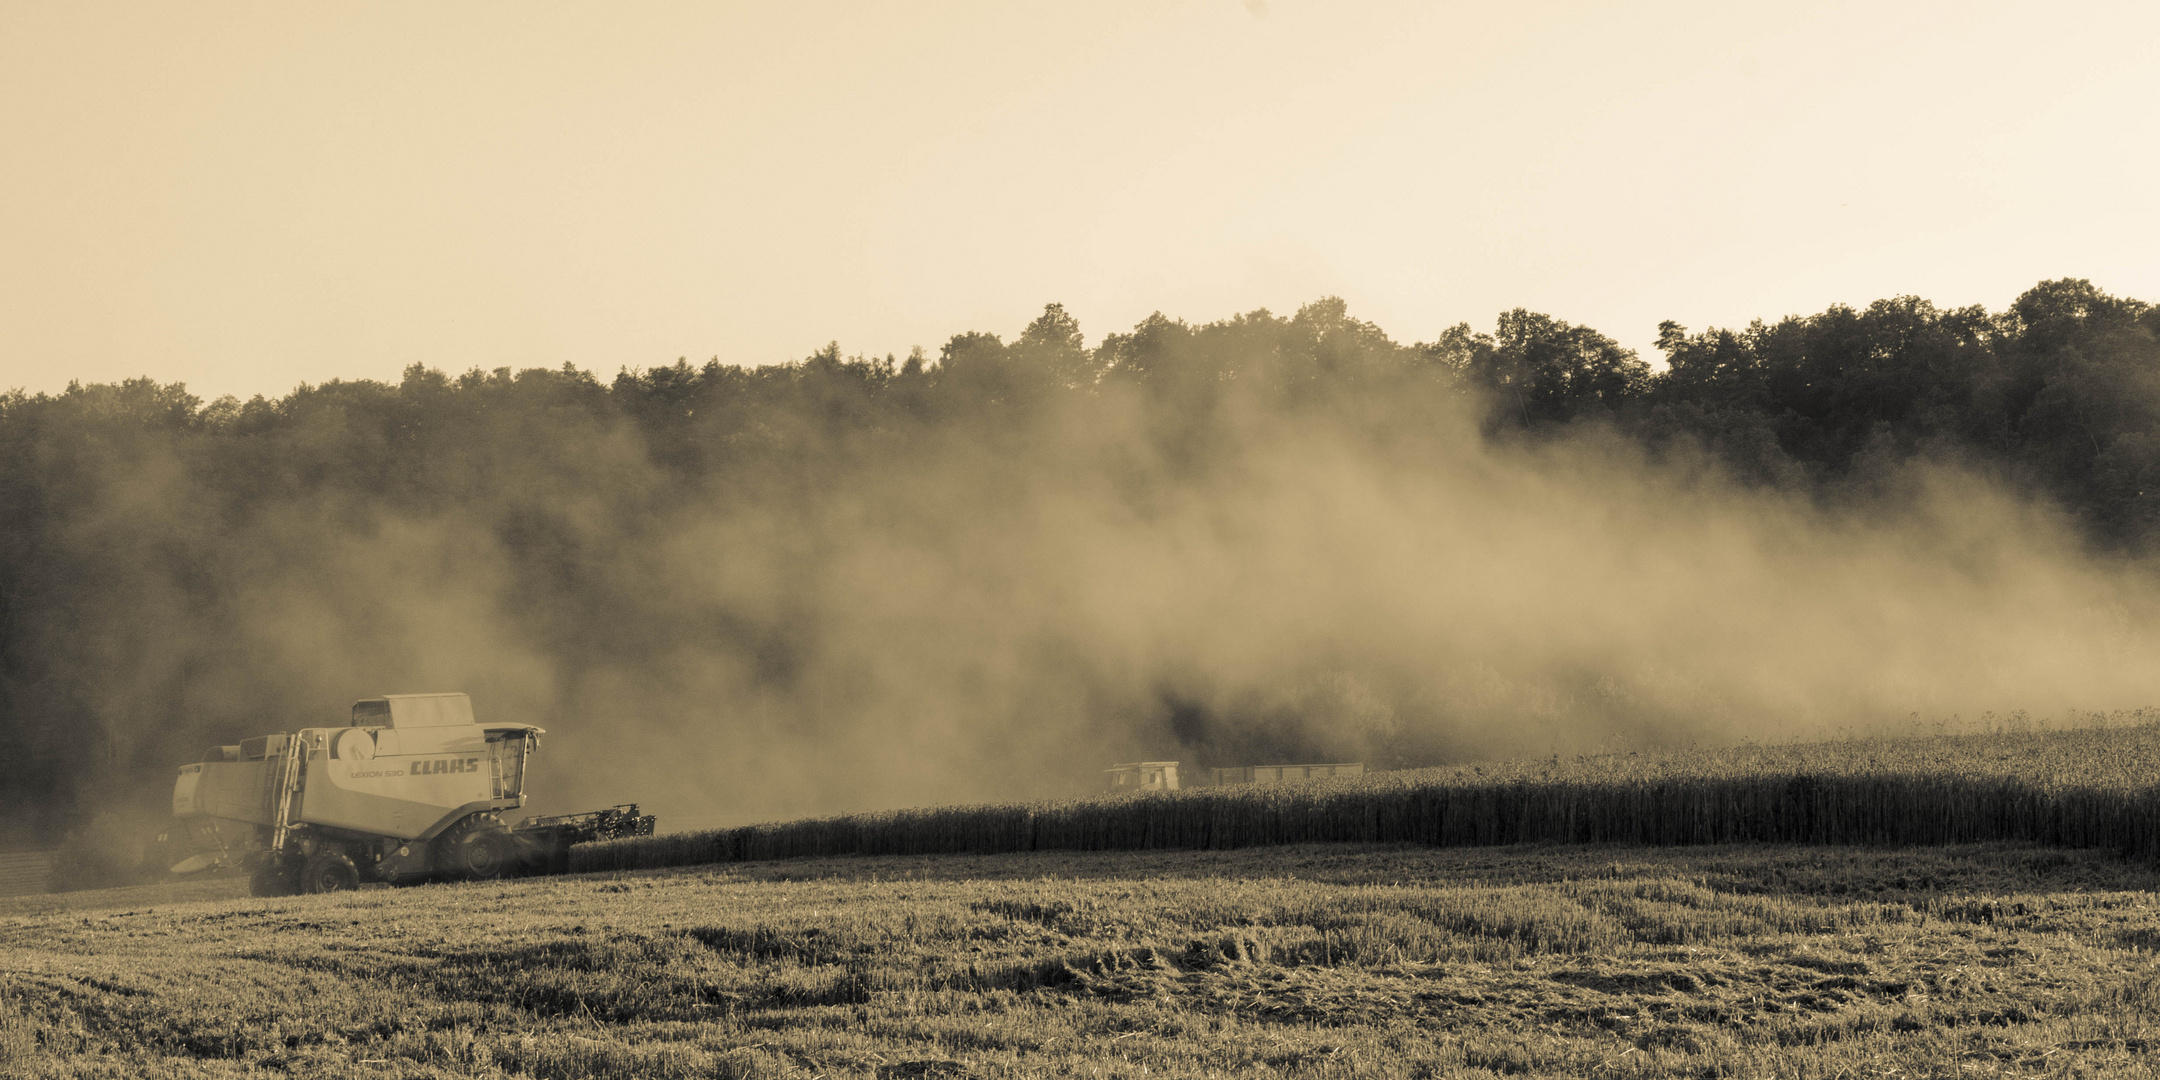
[300,850,360,894]
[438,816,515,881]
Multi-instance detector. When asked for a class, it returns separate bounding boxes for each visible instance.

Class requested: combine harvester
[169,692,652,895]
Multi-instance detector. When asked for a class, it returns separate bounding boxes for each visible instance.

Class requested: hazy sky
[3,1,2155,401]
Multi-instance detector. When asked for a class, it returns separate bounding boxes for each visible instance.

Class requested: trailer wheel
[300,850,360,894]
[439,817,515,880]
[248,859,297,897]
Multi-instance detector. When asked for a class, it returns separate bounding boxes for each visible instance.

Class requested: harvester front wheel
[248,859,297,897]
[300,850,360,894]
[439,817,515,881]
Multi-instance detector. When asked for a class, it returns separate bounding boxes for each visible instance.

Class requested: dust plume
[3,286,2157,833]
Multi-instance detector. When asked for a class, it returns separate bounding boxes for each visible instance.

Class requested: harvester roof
[351,692,475,728]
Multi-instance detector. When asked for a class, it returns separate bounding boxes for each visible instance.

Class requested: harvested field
[7,843,2160,1077]
[575,724,2160,873]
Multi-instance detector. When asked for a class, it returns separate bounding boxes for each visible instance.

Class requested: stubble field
[7,842,2160,1079]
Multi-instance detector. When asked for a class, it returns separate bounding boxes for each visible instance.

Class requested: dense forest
[4,279,2159,838]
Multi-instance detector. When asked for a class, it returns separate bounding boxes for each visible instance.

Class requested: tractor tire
[438,816,515,881]
[299,850,360,894]
[248,859,298,897]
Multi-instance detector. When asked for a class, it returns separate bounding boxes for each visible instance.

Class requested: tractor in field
[169,692,653,895]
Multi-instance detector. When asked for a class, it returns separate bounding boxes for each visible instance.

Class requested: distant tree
[1451,310,1648,426]
[1997,279,2160,543]
[934,330,1014,410]
[1013,303,1100,390]
[1098,312,1195,389]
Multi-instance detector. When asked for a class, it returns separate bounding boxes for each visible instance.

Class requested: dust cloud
[576,410,2154,830]
[9,300,2159,834]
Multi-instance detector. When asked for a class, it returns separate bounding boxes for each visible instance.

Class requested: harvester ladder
[268,732,306,853]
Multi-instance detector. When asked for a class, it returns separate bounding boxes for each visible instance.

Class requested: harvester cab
[169,693,653,895]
